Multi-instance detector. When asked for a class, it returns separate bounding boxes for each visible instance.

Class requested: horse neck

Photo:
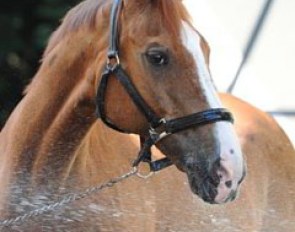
[71,122,141,187]
[0,28,108,191]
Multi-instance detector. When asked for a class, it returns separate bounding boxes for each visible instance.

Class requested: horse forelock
[155,0,192,37]
[128,0,191,38]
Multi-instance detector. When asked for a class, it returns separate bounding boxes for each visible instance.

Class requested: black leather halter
[96,0,234,172]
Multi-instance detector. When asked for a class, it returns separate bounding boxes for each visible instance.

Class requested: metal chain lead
[0,167,138,228]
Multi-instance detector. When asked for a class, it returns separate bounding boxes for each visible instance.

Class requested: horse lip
[188,171,240,204]
[187,170,225,204]
[224,190,238,202]
[187,175,215,203]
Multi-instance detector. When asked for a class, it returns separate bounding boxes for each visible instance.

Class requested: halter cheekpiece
[96,0,234,173]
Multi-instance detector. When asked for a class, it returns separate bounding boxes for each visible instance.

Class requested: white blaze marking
[181,21,245,203]
[181,21,221,108]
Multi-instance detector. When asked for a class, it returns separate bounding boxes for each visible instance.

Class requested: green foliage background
[0,0,80,128]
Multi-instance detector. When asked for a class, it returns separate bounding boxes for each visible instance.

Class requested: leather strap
[108,0,122,59]
[163,108,233,134]
[96,65,163,133]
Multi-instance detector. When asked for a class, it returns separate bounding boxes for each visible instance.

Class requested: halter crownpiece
[96,0,234,173]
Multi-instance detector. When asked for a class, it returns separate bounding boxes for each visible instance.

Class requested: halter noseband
[96,0,234,173]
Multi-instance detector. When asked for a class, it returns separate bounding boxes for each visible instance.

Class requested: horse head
[95,0,246,204]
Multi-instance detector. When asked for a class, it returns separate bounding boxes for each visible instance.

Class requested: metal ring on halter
[158,118,167,125]
[149,118,171,142]
[136,171,155,179]
[106,54,120,71]
[134,162,155,179]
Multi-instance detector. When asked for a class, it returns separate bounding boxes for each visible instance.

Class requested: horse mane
[44,0,191,57]
[44,0,107,57]
[24,0,191,94]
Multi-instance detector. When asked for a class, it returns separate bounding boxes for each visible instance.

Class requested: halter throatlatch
[96,0,234,174]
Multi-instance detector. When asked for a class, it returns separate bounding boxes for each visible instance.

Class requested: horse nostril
[225,180,233,188]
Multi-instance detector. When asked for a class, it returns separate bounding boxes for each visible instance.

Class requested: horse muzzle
[186,156,246,204]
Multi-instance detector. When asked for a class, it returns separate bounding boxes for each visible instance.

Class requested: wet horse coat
[0,0,294,231]
[0,94,294,231]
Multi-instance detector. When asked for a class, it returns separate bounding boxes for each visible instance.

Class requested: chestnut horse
[0,0,294,231]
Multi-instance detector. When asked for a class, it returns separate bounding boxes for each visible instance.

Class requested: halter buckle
[107,53,120,71]
[149,118,171,142]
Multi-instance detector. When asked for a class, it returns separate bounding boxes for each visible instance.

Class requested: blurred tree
[0,0,80,128]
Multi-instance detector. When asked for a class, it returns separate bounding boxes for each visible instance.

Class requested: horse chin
[162,152,238,204]
[186,172,239,205]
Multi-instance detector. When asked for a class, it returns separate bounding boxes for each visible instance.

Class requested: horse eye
[146,49,169,67]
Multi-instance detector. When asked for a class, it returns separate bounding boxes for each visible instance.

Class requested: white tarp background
[184,0,295,145]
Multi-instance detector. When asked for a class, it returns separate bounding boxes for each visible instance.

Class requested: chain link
[0,167,138,228]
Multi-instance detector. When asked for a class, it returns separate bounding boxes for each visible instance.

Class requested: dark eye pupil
[146,50,168,66]
[152,55,164,64]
